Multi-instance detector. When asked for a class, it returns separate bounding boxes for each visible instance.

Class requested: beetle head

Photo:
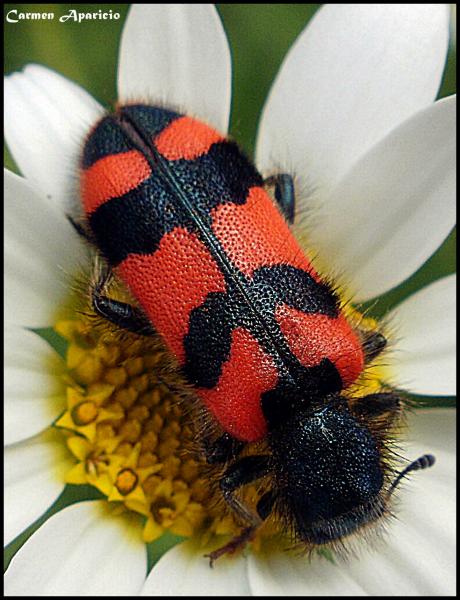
[268,397,387,545]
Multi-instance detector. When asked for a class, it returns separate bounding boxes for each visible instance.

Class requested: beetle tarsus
[205,526,256,567]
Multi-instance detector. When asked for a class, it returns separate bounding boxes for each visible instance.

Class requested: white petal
[248,550,366,596]
[5,169,89,328]
[118,4,231,132]
[344,409,456,596]
[5,326,65,446]
[141,540,251,596]
[4,64,104,203]
[248,410,455,596]
[4,429,72,546]
[388,275,456,395]
[257,4,449,195]
[4,501,146,596]
[306,95,456,301]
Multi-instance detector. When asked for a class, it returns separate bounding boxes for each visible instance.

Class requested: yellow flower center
[71,401,99,426]
[115,468,139,496]
[53,316,251,547]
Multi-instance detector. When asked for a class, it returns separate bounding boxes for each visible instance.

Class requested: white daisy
[4,4,456,596]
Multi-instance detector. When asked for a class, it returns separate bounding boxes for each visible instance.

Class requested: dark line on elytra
[116,110,298,384]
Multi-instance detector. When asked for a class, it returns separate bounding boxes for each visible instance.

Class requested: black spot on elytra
[82,106,180,168]
[83,105,343,412]
[88,124,262,266]
[183,266,341,390]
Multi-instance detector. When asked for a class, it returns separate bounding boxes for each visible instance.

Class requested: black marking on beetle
[183,290,234,388]
[82,116,135,169]
[265,174,296,224]
[120,105,180,140]
[252,265,339,317]
[82,106,180,169]
[183,265,340,389]
[87,143,262,266]
[261,360,344,427]
[84,104,342,400]
[88,175,181,266]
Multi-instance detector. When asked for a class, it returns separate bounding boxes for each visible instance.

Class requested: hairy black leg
[67,215,95,244]
[205,526,256,567]
[256,489,277,520]
[264,174,296,224]
[203,432,245,464]
[68,215,155,336]
[205,455,272,566]
[220,455,272,523]
[352,392,401,421]
[91,270,156,336]
[361,331,387,363]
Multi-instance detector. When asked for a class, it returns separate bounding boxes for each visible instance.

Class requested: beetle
[75,103,434,562]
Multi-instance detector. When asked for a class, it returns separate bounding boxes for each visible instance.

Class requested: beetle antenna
[387,454,436,497]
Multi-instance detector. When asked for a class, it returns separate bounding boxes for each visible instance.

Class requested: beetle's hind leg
[67,219,157,338]
[90,263,156,337]
[351,392,401,423]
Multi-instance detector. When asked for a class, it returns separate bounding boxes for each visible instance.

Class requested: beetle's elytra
[77,104,434,561]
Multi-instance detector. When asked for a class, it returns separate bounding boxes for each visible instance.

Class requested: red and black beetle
[75,104,434,560]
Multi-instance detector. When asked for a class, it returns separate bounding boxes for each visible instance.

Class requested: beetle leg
[256,489,277,520]
[67,215,96,244]
[264,174,296,224]
[205,526,256,567]
[205,455,272,565]
[202,432,245,464]
[91,269,156,336]
[352,392,401,424]
[361,330,387,363]
[219,455,271,524]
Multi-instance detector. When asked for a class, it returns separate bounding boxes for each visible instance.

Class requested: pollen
[54,315,264,552]
[115,468,139,495]
[71,401,99,425]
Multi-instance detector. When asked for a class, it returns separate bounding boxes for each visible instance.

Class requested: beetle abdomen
[80,104,364,442]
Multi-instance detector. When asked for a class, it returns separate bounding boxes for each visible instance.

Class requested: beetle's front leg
[202,432,245,464]
[351,392,402,429]
[205,455,273,566]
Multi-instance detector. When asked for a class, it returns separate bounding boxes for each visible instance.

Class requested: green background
[4,2,456,571]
